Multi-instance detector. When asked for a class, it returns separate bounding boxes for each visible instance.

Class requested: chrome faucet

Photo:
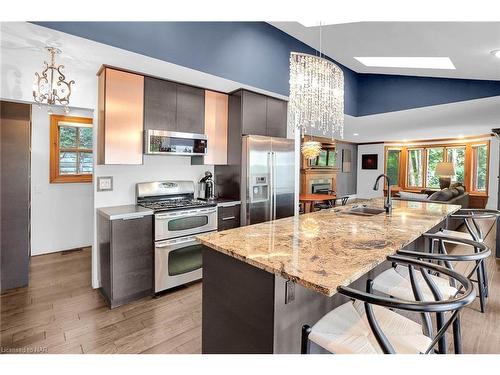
[373,174,392,213]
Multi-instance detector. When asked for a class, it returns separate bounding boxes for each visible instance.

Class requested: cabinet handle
[221,216,236,221]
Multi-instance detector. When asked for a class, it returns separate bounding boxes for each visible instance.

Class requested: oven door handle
[155,208,217,220]
[156,236,198,248]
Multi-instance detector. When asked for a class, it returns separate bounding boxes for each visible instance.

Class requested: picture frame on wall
[362,154,378,169]
[342,149,351,172]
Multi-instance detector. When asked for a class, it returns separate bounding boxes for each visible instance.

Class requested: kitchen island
[197,198,461,354]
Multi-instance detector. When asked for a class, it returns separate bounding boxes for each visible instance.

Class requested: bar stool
[440,209,500,299]
[372,233,490,313]
[301,255,475,354]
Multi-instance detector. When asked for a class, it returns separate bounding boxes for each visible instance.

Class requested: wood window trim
[470,141,490,195]
[383,140,490,197]
[50,115,93,183]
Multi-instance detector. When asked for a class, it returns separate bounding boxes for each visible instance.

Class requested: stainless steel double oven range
[136,181,217,294]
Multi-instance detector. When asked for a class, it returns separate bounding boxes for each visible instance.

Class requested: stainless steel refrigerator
[241,135,295,226]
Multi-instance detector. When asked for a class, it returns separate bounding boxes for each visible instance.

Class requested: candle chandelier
[33,47,75,110]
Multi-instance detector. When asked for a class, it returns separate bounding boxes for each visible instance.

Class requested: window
[385,148,401,186]
[385,140,489,195]
[407,148,424,187]
[50,115,93,183]
[426,147,444,188]
[472,144,488,192]
[445,146,465,184]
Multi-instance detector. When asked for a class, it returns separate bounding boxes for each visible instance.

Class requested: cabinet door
[241,91,267,136]
[111,216,153,303]
[266,97,287,138]
[101,68,144,165]
[176,84,205,134]
[144,77,177,132]
[217,204,241,231]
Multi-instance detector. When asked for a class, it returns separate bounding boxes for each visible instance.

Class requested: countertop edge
[197,202,462,297]
[97,205,154,221]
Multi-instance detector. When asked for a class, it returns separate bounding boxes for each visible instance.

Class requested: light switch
[97,176,113,191]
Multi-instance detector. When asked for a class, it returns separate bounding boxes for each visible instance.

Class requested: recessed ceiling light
[491,50,500,58]
[354,57,456,70]
[353,133,359,136]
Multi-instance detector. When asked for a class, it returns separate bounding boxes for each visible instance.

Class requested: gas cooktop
[138,198,216,212]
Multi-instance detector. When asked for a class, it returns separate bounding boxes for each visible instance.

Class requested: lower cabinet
[98,214,153,308]
[217,204,241,231]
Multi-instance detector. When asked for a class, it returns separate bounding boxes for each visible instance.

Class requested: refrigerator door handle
[272,151,277,221]
[268,151,273,222]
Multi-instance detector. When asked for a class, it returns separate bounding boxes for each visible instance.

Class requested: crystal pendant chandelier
[33,47,75,112]
[289,52,345,140]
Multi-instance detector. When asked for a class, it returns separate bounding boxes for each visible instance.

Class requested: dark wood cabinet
[176,85,205,134]
[236,90,288,138]
[217,204,241,231]
[241,90,268,136]
[98,213,153,308]
[266,97,288,138]
[143,78,205,135]
[1,101,31,292]
[144,77,177,132]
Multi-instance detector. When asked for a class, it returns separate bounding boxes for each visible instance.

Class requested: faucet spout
[373,174,392,214]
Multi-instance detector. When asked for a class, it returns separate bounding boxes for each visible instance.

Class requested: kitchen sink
[346,206,386,216]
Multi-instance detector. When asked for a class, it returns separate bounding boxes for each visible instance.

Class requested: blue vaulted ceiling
[34,22,500,117]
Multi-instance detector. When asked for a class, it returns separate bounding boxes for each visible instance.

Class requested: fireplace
[312,183,331,194]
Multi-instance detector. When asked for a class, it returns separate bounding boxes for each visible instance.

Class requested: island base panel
[202,247,275,354]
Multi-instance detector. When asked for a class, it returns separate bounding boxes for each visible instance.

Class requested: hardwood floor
[0,248,201,354]
[0,220,498,354]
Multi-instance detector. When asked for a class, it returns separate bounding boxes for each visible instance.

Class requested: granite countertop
[197,198,461,297]
[97,204,154,220]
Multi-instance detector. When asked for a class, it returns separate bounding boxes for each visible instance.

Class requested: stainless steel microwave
[145,130,208,156]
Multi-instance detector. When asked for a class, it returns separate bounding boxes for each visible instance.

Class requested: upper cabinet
[266,97,288,138]
[237,90,288,138]
[144,77,177,132]
[176,85,205,135]
[98,67,144,165]
[203,91,229,165]
[144,78,205,135]
[241,90,268,136]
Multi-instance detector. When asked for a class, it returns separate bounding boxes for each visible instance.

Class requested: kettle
[199,171,215,201]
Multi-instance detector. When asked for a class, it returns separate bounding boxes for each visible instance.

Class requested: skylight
[354,57,456,70]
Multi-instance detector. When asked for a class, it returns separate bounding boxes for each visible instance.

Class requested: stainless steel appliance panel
[145,129,207,156]
[154,207,217,241]
[155,235,205,292]
[271,137,295,220]
[242,135,272,225]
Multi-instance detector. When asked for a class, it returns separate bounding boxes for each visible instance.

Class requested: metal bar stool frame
[301,255,476,355]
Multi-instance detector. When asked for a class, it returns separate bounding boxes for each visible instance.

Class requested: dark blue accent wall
[33,21,359,115]
[34,22,500,118]
[357,73,500,116]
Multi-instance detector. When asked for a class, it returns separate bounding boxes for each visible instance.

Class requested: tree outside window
[407,148,423,187]
[472,144,488,191]
[446,147,465,184]
[386,149,400,187]
[426,147,444,188]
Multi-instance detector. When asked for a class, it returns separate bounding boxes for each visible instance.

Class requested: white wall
[94,158,214,208]
[356,144,385,199]
[31,105,94,255]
